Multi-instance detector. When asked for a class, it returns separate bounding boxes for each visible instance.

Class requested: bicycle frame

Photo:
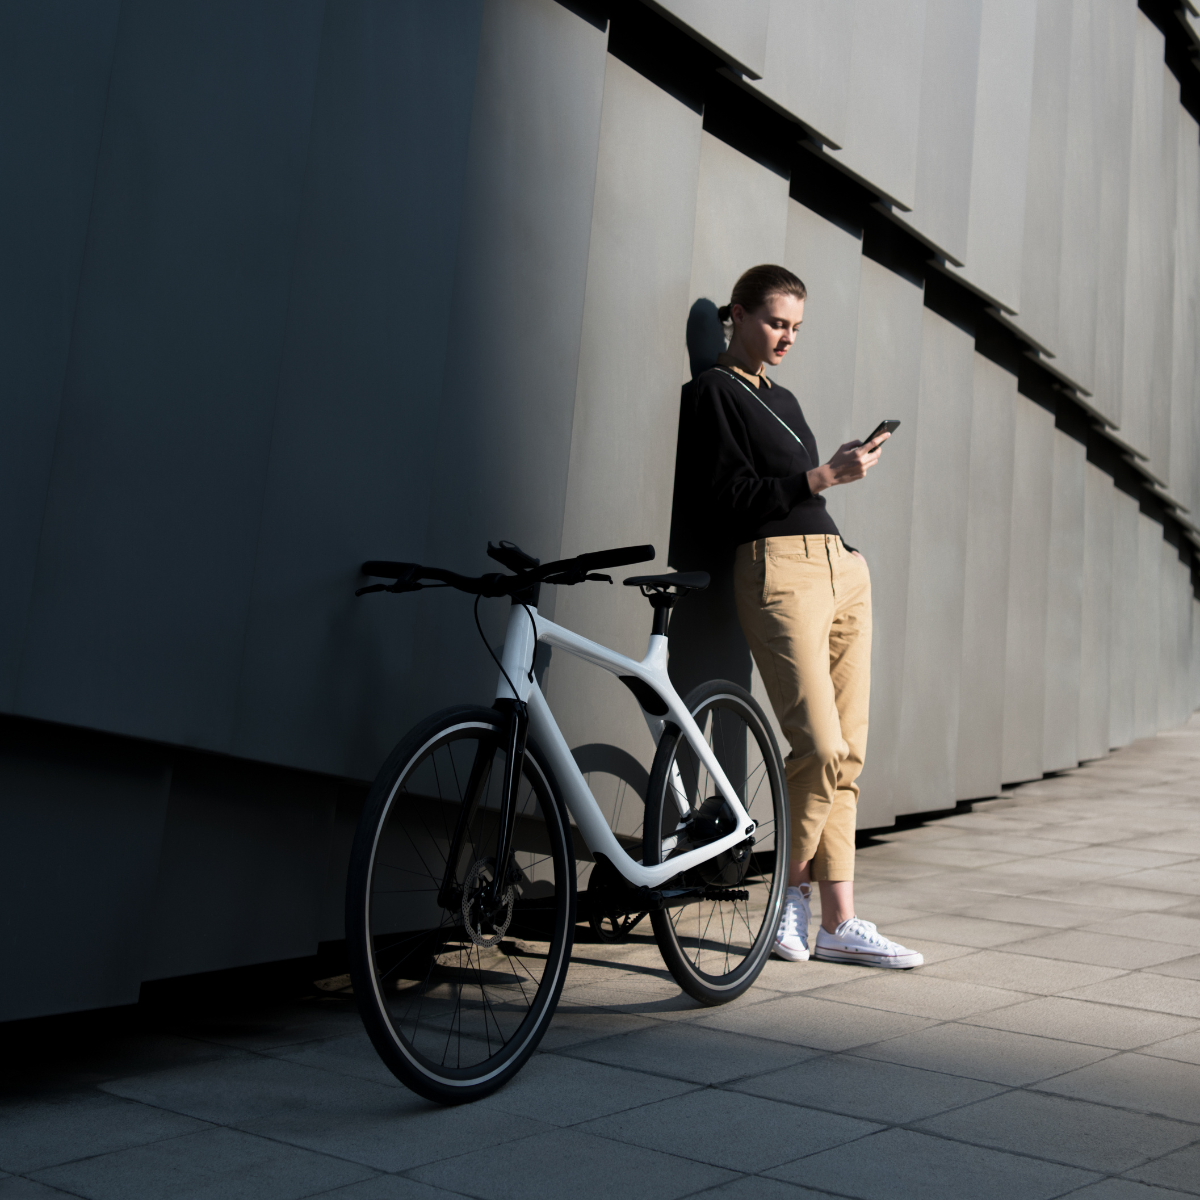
[495,602,757,890]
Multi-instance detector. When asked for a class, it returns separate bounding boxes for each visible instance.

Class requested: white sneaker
[813,917,923,968]
[773,885,812,961]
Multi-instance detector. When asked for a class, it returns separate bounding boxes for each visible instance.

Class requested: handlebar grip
[575,544,655,571]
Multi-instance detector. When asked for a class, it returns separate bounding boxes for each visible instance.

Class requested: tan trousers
[733,535,871,881]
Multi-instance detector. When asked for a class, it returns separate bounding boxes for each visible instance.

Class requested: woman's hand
[806,432,889,495]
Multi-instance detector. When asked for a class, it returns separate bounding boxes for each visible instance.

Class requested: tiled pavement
[6,722,1200,1199]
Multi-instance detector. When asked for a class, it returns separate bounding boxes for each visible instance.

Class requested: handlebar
[357,543,655,599]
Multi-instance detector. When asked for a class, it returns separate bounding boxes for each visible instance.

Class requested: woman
[686,264,922,968]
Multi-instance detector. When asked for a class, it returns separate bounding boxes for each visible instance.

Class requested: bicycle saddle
[623,571,710,595]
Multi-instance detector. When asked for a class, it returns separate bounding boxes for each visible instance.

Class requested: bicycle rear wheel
[644,680,787,1005]
[346,705,575,1103]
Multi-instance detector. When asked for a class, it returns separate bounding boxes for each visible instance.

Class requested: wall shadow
[667,299,753,700]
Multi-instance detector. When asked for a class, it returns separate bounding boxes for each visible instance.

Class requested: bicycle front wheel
[644,680,787,1005]
[346,705,576,1104]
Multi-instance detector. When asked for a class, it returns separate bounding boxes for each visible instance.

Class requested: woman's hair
[717,264,807,322]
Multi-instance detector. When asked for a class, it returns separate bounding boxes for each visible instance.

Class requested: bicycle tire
[644,680,788,1005]
[346,705,576,1103]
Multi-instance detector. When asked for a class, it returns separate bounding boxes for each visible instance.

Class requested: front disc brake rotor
[462,858,515,947]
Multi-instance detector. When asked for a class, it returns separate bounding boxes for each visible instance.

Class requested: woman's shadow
[666,299,754,700]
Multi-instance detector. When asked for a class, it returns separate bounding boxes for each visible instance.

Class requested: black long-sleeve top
[676,364,841,553]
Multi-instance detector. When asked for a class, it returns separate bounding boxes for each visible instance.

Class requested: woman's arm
[807,433,890,495]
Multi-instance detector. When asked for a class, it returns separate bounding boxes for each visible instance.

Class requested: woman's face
[731,293,805,366]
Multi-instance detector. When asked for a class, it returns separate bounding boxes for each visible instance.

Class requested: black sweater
[676,366,841,553]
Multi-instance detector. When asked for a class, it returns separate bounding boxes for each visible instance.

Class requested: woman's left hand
[851,550,865,561]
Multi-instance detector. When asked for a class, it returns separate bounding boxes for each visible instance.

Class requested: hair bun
[717,304,732,322]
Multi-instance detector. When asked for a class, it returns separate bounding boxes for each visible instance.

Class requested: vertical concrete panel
[1134,513,1162,738]
[1169,113,1200,513]
[1121,13,1167,460]
[774,202,864,535]
[1089,0,1136,428]
[231,2,485,780]
[1159,542,1177,731]
[841,259,925,827]
[416,0,608,713]
[15,1,326,751]
[1011,0,1074,355]
[894,309,975,814]
[0,0,122,707]
[668,132,789,737]
[754,1,854,148]
[947,0,1038,312]
[541,56,703,840]
[1171,555,1192,727]
[1052,0,1100,397]
[1108,489,1140,748]
[956,355,1017,799]
[901,0,982,264]
[647,0,770,77]
[0,722,170,1022]
[1001,396,1055,783]
[1149,68,1179,485]
[1042,429,1086,771]
[141,756,334,980]
[827,1,927,210]
[1078,463,1114,761]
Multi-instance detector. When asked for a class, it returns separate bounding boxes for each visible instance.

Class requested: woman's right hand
[807,433,889,495]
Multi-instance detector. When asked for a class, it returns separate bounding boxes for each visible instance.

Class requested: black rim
[364,721,569,1082]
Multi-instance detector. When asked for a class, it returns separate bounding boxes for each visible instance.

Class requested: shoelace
[778,890,810,939]
[841,918,889,947]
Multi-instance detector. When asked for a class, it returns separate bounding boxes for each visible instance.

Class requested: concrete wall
[3,0,1199,1020]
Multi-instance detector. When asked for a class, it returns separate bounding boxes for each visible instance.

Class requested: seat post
[650,593,676,637]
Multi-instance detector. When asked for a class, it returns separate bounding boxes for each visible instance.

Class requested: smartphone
[863,419,900,446]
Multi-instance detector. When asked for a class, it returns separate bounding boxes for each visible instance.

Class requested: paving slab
[580,1087,878,1173]
[0,1179,80,1198]
[802,971,1031,1020]
[682,1178,832,1200]
[1035,1052,1200,1122]
[994,930,1195,970]
[468,1050,696,1126]
[915,1089,1199,1172]
[962,996,1200,1049]
[730,1052,1004,1123]
[766,1127,1099,1199]
[0,1091,210,1174]
[559,1021,818,1084]
[851,1021,1116,1085]
[30,1127,374,1200]
[1062,974,1200,1018]
[920,950,1126,995]
[407,1127,736,1200]
[878,914,1046,948]
[1142,1030,1200,1065]
[307,1181,473,1200]
[1124,1141,1200,1193]
[1062,1181,1198,1200]
[693,994,938,1050]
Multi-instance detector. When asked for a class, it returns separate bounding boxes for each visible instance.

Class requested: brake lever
[355,583,388,597]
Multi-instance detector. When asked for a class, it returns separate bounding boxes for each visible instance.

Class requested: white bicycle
[346,541,787,1103]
